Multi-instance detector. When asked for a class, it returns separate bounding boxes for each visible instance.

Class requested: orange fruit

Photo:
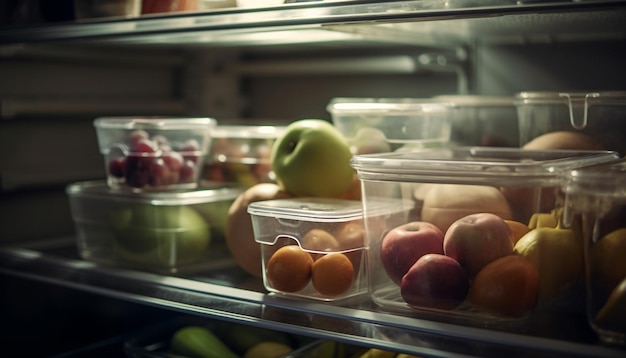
[266,245,313,292]
[504,220,531,245]
[311,253,355,296]
[469,254,539,317]
[300,228,340,260]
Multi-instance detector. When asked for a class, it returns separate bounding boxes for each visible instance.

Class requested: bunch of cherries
[108,130,201,189]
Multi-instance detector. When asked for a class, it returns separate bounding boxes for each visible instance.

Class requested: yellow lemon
[514,226,583,303]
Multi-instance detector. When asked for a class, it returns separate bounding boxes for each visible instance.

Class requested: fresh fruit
[350,127,391,155]
[469,255,539,317]
[421,184,512,233]
[400,253,469,310]
[336,174,363,201]
[589,227,626,298]
[380,221,445,285]
[312,253,355,296]
[266,245,313,293]
[358,348,398,358]
[169,326,238,358]
[111,204,210,266]
[335,220,366,270]
[443,213,513,279]
[528,212,558,230]
[106,130,204,189]
[216,322,292,356]
[505,220,531,245]
[522,131,605,151]
[244,341,292,358]
[225,183,293,277]
[594,277,626,331]
[514,221,583,303]
[270,119,354,198]
[300,228,340,260]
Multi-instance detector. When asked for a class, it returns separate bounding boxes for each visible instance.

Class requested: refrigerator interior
[1,1,626,356]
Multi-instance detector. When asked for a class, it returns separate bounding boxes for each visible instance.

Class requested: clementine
[266,245,313,292]
[469,254,539,317]
[311,253,355,296]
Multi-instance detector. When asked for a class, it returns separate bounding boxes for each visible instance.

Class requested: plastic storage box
[248,197,372,301]
[562,159,626,346]
[94,116,217,191]
[202,125,285,187]
[515,91,626,155]
[350,147,619,324]
[433,95,519,147]
[327,97,456,154]
[67,180,243,273]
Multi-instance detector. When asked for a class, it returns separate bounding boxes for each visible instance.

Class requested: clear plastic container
[202,125,285,187]
[562,159,626,346]
[433,95,519,147]
[351,147,618,325]
[248,197,372,301]
[66,180,242,273]
[327,97,456,154]
[94,116,217,192]
[515,91,626,155]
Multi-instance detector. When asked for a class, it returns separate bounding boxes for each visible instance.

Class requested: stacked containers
[562,159,626,346]
[327,98,456,154]
[432,95,519,147]
[515,91,626,155]
[351,147,618,324]
[66,116,243,273]
[203,125,286,187]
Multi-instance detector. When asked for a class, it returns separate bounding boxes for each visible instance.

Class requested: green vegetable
[169,326,238,358]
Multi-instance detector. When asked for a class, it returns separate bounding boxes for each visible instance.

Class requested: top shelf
[0,0,625,47]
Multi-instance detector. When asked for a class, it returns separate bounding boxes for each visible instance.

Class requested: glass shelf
[0,1,624,47]
[1,237,624,357]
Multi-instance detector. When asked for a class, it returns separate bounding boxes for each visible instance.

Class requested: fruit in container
[270,119,354,198]
[589,227,626,298]
[400,253,469,310]
[443,213,513,279]
[595,277,626,330]
[469,254,539,317]
[311,253,355,297]
[514,219,583,303]
[110,204,210,266]
[380,221,444,285]
[421,184,512,233]
[300,228,340,260]
[266,245,314,293]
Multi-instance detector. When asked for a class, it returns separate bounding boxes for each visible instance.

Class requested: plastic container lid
[66,180,243,206]
[351,147,619,186]
[514,91,626,129]
[433,95,514,107]
[248,197,363,222]
[563,159,626,198]
[212,125,286,139]
[94,116,217,130]
[327,97,455,115]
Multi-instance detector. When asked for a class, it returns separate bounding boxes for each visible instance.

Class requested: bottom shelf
[1,237,625,358]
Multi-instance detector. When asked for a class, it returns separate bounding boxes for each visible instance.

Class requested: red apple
[381,221,445,285]
[400,253,469,310]
[443,213,513,279]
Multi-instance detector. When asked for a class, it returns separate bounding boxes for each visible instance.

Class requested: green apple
[111,204,210,267]
[270,119,354,198]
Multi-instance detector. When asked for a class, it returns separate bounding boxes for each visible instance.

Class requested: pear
[590,227,626,297]
[514,219,583,303]
[595,277,626,331]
